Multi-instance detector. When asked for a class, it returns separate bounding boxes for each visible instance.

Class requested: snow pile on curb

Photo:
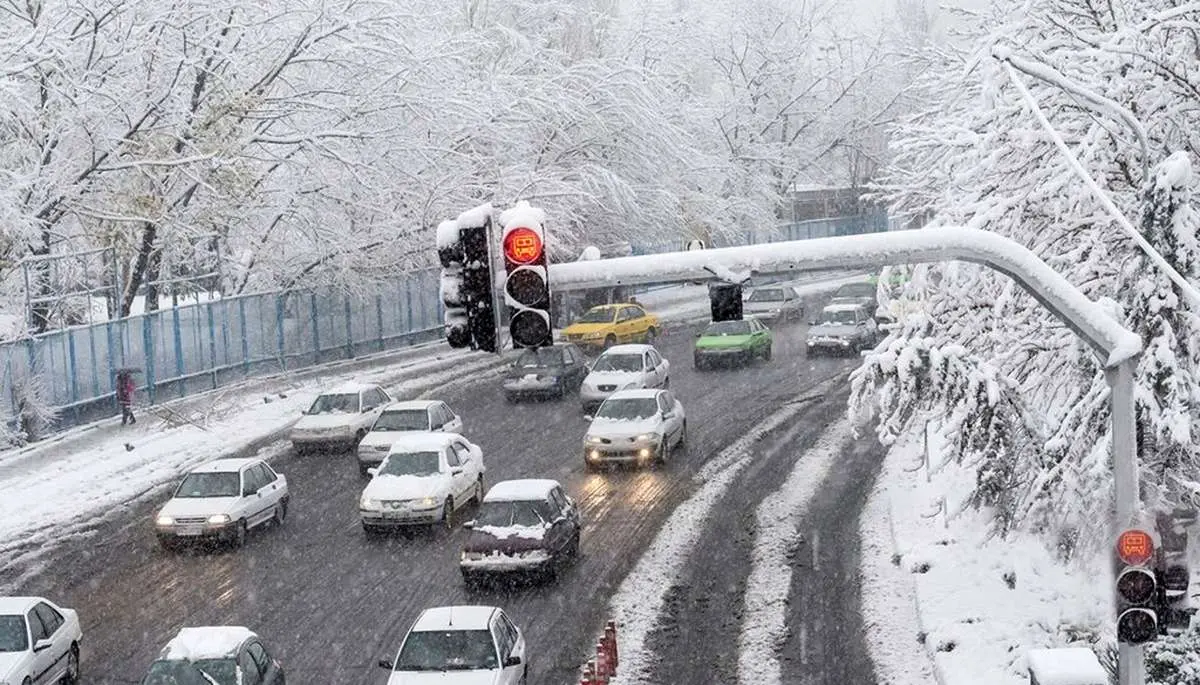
[860,422,1110,684]
[604,375,844,684]
[737,417,854,684]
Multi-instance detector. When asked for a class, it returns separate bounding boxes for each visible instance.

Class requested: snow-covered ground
[861,422,1111,684]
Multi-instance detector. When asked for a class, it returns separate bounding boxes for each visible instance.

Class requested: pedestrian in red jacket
[116,371,136,425]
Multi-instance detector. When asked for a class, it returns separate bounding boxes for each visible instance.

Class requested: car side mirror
[378,658,394,670]
[367,467,379,477]
[33,638,53,653]
[808,320,817,326]
[663,411,674,419]
[451,467,463,475]
[242,487,255,497]
[463,519,475,530]
[583,414,593,421]
[504,655,523,667]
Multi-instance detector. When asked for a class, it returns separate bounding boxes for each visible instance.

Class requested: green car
[693,318,773,370]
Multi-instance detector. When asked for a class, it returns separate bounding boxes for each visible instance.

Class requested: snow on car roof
[603,344,654,354]
[483,479,560,502]
[161,626,256,660]
[822,303,865,313]
[0,596,43,613]
[382,400,438,411]
[605,389,662,401]
[189,457,261,473]
[322,382,378,395]
[412,605,498,632]
[385,432,459,452]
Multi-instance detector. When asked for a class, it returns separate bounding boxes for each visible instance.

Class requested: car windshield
[747,289,785,302]
[175,472,240,498]
[596,397,659,420]
[835,283,875,298]
[143,658,236,685]
[380,451,442,477]
[576,308,616,324]
[821,310,858,325]
[475,499,552,528]
[307,392,360,414]
[396,629,498,671]
[373,410,429,432]
[592,354,643,372]
[516,348,564,368]
[0,615,27,652]
[704,320,751,335]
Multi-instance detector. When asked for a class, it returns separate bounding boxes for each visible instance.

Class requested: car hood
[695,334,754,349]
[0,652,25,679]
[587,416,662,438]
[387,670,499,685]
[364,474,451,501]
[360,430,420,448]
[295,413,358,429]
[584,370,643,387]
[563,322,613,336]
[159,496,240,518]
[464,524,549,553]
[808,323,858,338]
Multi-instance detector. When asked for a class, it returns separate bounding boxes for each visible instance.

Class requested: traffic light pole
[1110,359,1145,685]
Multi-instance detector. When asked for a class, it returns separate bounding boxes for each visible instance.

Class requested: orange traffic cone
[581,660,597,685]
[605,620,619,671]
[595,641,612,681]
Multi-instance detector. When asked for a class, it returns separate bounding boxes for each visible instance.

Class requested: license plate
[383,511,408,519]
[176,525,204,536]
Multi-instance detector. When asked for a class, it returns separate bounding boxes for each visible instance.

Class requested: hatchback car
[744,286,803,322]
[583,389,686,470]
[289,382,392,453]
[357,400,462,474]
[359,433,486,534]
[0,596,82,685]
[141,626,284,685]
[460,479,581,586]
[562,303,660,351]
[693,318,773,369]
[579,344,669,413]
[502,344,589,401]
[806,303,879,355]
[378,606,527,685]
[155,458,289,549]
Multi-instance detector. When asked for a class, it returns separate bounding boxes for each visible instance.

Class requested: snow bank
[861,422,1110,684]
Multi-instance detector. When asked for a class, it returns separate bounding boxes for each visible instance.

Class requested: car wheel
[645,327,657,344]
[231,519,248,548]
[603,334,616,349]
[656,439,671,467]
[272,498,289,525]
[568,528,581,558]
[504,392,517,404]
[763,344,773,361]
[158,536,180,553]
[353,429,367,447]
[64,642,80,684]
[662,375,670,389]
[473,477,485,504]
[584,460,599,473]
[694,357,706,371]
[441,497,455,531]
[678,421,688,451]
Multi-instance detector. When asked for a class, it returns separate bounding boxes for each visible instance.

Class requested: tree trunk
[121,222,159,317]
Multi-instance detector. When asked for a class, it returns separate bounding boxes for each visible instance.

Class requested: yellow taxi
[563,303,661,351]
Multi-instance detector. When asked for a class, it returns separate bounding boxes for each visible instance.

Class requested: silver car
[582,389,686,470]
[744,286,804,322]
[579,344,670,414]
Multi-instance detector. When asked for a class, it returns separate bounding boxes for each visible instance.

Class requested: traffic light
[437,220,471,349]
[709,282,743,322]
[499,202,553,349]
[1114,528,1159,644]
[457,214,498,354]
[1155,510,1195,634]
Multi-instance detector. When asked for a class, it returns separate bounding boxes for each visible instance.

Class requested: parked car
[289,382,392,453]
[460,479,581,586]
[357,400,462,475]
[502,344,589,402]
[693,318,773,369]
[359,433,486,534]
[579,344,669,414]
[0,596,82,685]
[562,303,660,351]
[155,458,289,549]
[378,606,527,685]
[141,626,284,685]
[583,389,686,470]
[744,286,804,322]
[829,280,878,315]
[806,303,879,355]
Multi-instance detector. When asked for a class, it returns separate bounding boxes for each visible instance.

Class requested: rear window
[516,348,564,367]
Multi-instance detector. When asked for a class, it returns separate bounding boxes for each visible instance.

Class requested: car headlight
[461,551,486,562]
[360,496,381,510]
[635,433,662,443]
[413,497,437,508]
[156,515,174,526]
[585,434,604,444]
[208,514,231,525]
[840,340,850,346]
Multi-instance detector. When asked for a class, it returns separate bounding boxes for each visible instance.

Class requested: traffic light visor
[504,227,543,264]
[1117,529,1155,566]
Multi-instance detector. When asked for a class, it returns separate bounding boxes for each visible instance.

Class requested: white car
[289,382,392,453]
[359,433,486,533]
[356,400,463,475]
[378,606,527,685]
[583,388,686,470]
[744,285,804,322]
[142,626,285,684]
[0,596,82,685]
[155,458,290,549]
[579,344,670,414]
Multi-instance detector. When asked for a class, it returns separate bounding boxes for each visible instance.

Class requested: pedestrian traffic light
[437,220,471,349]
[1155,509,1195,635]
[709,282,743,322]
[499,202,553,349]
[1114,528,1159,644]
[457,212,498,354]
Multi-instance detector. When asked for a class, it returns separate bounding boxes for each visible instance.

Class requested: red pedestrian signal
[1117,529,1155,566]
[504,227,543,265]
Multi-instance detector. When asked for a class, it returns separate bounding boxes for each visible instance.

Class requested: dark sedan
[460,479,581,587]
[501,344,589,401]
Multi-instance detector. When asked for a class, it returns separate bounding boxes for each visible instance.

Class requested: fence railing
[2,212,894,440]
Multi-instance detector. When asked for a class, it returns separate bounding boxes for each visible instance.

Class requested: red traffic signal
[503,227,543,265]
[1117,529,1155,566]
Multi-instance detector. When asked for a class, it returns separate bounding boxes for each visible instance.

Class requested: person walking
[117,371,136,425]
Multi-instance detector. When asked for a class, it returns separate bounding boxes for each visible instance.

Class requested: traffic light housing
[437,211,498,353]
[499,202,553,348]
[437,220,471,349]
[1155,510,1195,635]
[1115,528,1159,644]
[709,282,743,322]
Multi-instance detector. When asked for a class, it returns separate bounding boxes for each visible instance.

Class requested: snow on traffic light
[499,202,553,349]
[437,206,499,353]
